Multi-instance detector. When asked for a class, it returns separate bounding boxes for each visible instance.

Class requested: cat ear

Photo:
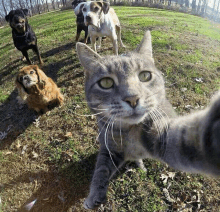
[76,42,102,71]
[135,31,154,62]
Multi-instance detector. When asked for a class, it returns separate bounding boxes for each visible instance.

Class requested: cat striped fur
[76,31,220,209]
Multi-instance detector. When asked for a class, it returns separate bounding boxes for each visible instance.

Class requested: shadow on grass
[0,58,21,86]
[3,153,97,212]
[0,89,37,150]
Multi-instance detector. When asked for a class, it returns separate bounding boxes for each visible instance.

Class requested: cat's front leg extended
[201,92,220,170]
[161,92,220,176]
[84,147,124,209]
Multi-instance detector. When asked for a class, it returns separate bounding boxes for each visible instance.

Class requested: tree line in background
[0,0,68,25]
[0,0,219,26]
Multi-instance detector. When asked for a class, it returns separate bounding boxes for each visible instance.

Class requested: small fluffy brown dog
[16,65,64,113]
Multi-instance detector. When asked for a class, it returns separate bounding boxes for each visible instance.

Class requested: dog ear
[100,2,110,14]
[15,74,29,95]
[22,9,29,16]
[74,2,85,15]
[32,65,48,89]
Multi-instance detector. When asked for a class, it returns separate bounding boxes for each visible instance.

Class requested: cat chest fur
[124,125,152,161]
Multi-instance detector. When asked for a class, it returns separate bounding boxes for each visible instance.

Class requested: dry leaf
[21,145,27,155]
[32,151,39,158]
[163,188,174,203]
[65,132,72,138]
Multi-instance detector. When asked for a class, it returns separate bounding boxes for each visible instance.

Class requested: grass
[0,6,220,211]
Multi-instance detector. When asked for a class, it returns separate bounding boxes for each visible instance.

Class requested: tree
[2,0,7,16]
[45,0,49,12]
[9,0,14,10]
[191,0,197,11]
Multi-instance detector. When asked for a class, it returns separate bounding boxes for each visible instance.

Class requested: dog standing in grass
[5,9,43,65]
[72,0,89,43]
[75,1,125,55]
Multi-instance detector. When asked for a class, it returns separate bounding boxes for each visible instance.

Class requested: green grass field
[0,6,220,211]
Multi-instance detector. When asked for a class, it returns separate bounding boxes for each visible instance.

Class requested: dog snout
[23,75,30,81]
[17,24,23,29]
[86,16,91,23]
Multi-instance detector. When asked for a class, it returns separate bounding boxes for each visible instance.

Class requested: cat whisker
[73,111,105,117]
[120,117,123,147]
[111,114,118,146]
[97,114,108,123]
[156,107,169,131]
[148,111,161,139]
[146,87,166,99]
[104,115,120,172]
[150,108,168,155]
[95,109,115,141]
[91,108,108,111]
[149,110,164,147]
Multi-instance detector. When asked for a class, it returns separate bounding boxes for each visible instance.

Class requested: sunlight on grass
[0,6,220,212]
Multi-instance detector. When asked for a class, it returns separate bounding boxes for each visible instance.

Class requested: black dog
[5,9,43,65]
[72,0,89,43]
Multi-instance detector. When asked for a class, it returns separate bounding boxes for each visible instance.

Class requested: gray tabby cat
[76,31,220,209]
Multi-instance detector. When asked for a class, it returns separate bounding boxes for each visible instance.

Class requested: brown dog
[16,65,64,113]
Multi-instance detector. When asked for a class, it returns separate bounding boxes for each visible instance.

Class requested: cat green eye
[139,71,152,82]
[98,77,114,89]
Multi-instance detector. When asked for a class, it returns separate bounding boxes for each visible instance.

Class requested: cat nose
[124,95,139,108]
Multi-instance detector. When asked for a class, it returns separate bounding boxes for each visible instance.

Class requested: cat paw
[83,193,106,209]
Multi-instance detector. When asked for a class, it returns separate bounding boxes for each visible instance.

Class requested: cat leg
[156,91,220,176]
[135,159,147,171]
[84,148,124,209]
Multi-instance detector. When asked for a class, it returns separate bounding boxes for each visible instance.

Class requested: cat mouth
[120,112,146,125]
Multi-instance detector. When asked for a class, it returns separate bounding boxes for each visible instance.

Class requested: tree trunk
[56,0,60,8]
[2,0,7,16]
[52,0,56,9]
[30,0,34,13]
[36,0,41,14]
[9,0,14,10]
[45,0,50,12]
[197,0,202,13]
[212,0,217,18]
[191,0,197,10]
[214,0,220,20]
[185,0,189,7]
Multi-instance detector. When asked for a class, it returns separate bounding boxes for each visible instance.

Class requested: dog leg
[76,27,82,42]
[112,38,118,55]
[97,37,102,49]
[32,45,43,65]
[116,25,125,48]
[84,28,89,44]
[91,36,97,52]
[22,50,32,64]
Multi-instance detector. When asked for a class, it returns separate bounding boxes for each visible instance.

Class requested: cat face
[77,31,166,125]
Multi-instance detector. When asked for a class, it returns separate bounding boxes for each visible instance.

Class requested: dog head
[5,9,29,34]
[16,65,47,94]
[72,0,85,9]
[75,1,110,28]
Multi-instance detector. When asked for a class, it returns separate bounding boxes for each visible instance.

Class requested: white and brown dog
[75,1,125,55]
